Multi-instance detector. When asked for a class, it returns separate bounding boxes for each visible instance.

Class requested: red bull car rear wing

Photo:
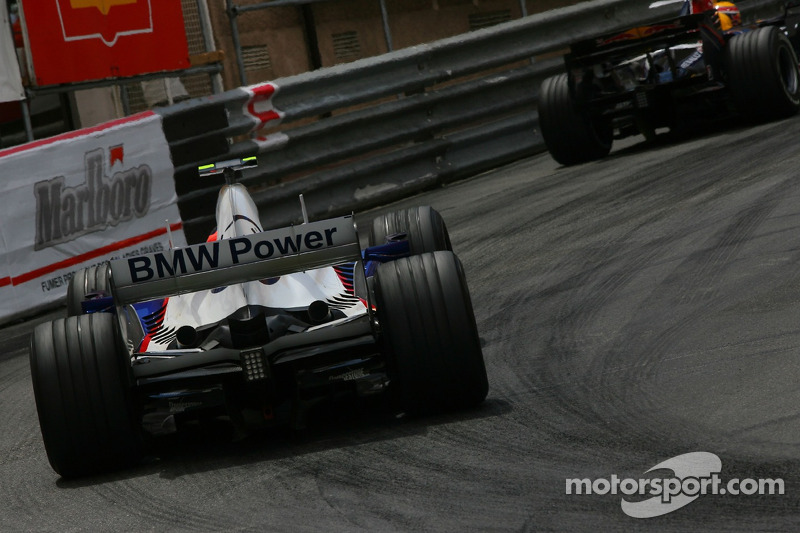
[109,216,360,304]
[567,13,705,67]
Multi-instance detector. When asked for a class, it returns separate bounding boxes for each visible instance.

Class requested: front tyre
[538,73,613,166]
[66,263,110,316]
[375,251,488,413]
[30,313,142,478]
[368,206,452,254]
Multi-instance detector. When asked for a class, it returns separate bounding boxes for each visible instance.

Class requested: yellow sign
[69,0,137,16]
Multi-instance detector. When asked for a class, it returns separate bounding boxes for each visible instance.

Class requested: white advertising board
[0,111,186,323]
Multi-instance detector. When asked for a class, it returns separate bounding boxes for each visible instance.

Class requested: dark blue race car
[539,0,800,165]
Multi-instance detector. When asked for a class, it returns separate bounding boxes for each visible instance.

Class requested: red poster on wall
[19,0,190,87]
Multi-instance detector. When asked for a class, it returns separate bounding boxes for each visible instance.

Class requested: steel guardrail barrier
[154,0,785,242]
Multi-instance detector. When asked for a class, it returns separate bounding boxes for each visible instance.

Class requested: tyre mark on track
[567,174,800,449]
[0,356,42,470]
[674,182,791,306]
[83,473,254,531]
[523,166,800,455]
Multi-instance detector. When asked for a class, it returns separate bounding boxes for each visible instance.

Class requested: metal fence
[157,0,786,242]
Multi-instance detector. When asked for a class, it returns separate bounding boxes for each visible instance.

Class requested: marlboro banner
[19,0,189,86]
[0,112,186,324]
[0,0,24,102]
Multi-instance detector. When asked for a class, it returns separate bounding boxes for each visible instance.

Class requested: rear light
[241,349,269,382]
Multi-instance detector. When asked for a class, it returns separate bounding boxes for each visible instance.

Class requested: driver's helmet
[715,2,741,30]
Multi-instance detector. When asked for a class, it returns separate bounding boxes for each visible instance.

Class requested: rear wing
[109,216,360,304]
[566,13,704,68]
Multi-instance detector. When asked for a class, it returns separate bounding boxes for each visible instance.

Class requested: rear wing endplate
[110,216,360,304]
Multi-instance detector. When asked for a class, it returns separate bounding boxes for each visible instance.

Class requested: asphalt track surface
[2,117,800,532]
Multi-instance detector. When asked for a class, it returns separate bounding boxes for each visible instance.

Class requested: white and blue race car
[29,158,488,478]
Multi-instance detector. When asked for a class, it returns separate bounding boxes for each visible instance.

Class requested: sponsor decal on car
[126,226,342,283]
[109,217,358,300]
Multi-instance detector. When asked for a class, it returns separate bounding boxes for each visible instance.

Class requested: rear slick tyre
[538,73,613,166]
[375,251,488,414]
[725,26,800,121]
[30,313,142,478]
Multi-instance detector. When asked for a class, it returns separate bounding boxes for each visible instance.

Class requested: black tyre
[30,313,142,477]
[375,251,488,413]
[368,206,452,254]
[66,263,110,316]
[725,26,800,121]
[538,73,613,166]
